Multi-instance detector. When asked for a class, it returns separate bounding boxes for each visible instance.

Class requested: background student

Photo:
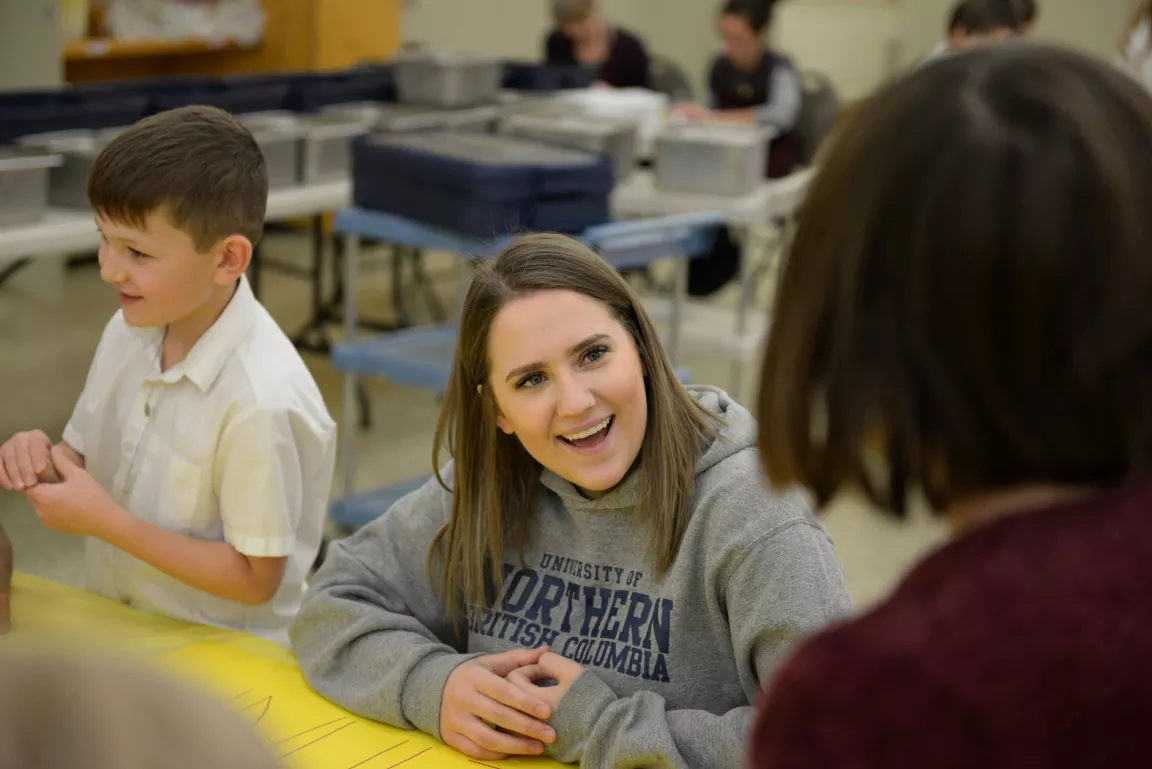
[1118,2,1152,91]
[921,0,1020,66]
[545,0,652,89]
[673,0,802,179]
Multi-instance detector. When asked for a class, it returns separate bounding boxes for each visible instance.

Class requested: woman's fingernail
[542,728,556,741]
[536,705,550,718]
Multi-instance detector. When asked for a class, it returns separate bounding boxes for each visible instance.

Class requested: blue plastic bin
[152,84,291,115]
[352,132,612,238]
[0,90,147,143]
[293,70,397,112]
[71,75,291,115]
[502,62,595,91]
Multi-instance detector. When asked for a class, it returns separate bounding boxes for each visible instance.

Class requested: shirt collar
[135,277,260,391]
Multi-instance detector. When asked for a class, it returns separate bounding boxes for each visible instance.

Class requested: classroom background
[0,0,1143,614]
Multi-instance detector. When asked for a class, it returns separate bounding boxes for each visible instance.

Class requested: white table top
[611,168,816,227]
[0,179,352,264]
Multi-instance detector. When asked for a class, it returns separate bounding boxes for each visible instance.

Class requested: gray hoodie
[291,387,853,767]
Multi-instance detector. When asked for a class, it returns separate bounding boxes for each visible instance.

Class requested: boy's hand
[0,430,53,491]
[23,446,124,539]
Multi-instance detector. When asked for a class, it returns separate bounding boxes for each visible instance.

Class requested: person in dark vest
[673,0,801,297]
[673,0,801,179]
[545,0,652,89]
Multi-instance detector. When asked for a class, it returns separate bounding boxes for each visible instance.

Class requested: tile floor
[0,232,946,609]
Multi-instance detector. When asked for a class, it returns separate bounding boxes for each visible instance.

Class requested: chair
[794,70,839,166]
[649,54,695,102]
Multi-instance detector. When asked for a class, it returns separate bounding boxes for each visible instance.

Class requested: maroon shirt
[751,479,1152,769]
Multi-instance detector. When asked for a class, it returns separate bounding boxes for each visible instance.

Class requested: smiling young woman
[291,233,853,766]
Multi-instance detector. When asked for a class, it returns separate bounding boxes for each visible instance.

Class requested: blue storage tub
[294,69,396,113]
[152,84,292,115]
[352,132,612,237]
[502,62,595,91]
[73,75,215,96]
[0,90,147,143]
[71,75,290,116]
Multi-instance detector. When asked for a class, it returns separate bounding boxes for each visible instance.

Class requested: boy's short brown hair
[759,45,1152,515]
[88,105,268,252]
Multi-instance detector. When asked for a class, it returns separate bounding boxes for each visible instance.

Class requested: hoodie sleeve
[289,472,480,740]
[543,519,854,768]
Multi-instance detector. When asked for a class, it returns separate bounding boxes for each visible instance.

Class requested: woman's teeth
[562,417,611,442]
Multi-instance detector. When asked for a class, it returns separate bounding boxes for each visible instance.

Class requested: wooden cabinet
[66,0,402,83]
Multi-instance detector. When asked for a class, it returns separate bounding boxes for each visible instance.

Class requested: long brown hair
[759,45,1152,516]
[430,234,717,623]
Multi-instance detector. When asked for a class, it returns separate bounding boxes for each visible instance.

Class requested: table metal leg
[291,214,333,353]
[729,223,768,400]
[341,232,361,498]
[669,255,686,367]
[0,258,31,287]
[454,257,474,319]
[411,248,447,323]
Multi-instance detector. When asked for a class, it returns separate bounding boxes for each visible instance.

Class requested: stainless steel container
[18,128,122,209]
[297,112,375,183]
[394,51,502,108]
[501,113,638,180]
[0,146,64,225]
[654,125,772,196]
[239,111,304,189]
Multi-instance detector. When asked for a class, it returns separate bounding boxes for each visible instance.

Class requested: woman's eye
[516,373,546,389]
[582,345,610,365]
[129,248,148,259]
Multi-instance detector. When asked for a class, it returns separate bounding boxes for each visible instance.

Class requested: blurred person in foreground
[0,650,278,769]
[751,44,1152,768]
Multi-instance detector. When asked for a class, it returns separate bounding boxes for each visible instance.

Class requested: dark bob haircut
[759,45,1152,515]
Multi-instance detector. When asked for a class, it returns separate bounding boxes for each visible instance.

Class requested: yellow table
[2,573,563,769]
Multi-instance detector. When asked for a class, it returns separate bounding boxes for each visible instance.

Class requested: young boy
[0,106,336,644]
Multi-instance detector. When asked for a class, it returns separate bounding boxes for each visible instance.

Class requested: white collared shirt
[64,277,336,644]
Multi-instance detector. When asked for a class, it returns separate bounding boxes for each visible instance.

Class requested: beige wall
[0,0,63,89]
[401,0,1144,101]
